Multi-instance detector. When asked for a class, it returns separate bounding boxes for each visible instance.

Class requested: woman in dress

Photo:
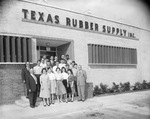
[47,68,56,104]
[61,67,70,102]
[68,69,75,102]
[39,68,50,106]
[55,67,67,103]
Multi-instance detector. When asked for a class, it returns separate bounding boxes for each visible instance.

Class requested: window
[88,44,137,65]
[0,35,32,62]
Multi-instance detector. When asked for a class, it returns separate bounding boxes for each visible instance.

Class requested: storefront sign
[22,9,136,39]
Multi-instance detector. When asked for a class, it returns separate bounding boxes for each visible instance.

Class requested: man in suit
[26,68,38,108]
[76,65,87,102]
[21,62,30,98]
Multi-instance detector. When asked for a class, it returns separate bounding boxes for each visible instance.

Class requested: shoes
[71,99,74,102]
[30,105,35,108]
[78,99,85,102]
[78,99,82,101]
[46,103,50,106]
[68,99,71,102]
[34,105,38,107]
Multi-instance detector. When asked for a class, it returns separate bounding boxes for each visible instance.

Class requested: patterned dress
[68,74,75,94]
[39,74,50,98]
[55,73,66,95]
[48,73,56,94]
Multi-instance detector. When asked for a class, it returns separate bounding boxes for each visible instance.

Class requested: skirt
[62,79,71,94]
[50,80,56,94]
[56,80,66,95]
[39,87,50,98]
[69,81,75,94]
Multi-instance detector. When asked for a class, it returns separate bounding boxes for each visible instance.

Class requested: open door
[36,38,74,61]
[57,41,74,60]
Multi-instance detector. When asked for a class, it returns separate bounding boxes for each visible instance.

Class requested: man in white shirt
[59,59,66,70]
[66,54,72,66]
[33,60,42,97]
[40,58,47,68]
[33,60,42,75]
[53,61,60,74]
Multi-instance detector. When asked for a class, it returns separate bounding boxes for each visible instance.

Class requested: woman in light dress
[39,68,50,106]
[55,67,67,103]
[68,69,75,102]
[47,68,56,104]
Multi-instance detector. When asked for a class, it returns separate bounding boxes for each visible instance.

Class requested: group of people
[22,54,87,108]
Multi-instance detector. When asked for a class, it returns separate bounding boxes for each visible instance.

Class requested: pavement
[0,90,150,119]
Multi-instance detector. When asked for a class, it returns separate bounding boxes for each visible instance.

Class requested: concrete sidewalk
[1,90,150,119]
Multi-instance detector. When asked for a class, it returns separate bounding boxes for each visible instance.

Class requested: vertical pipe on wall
[109,46,111,64]
[27,38,32,62]
[98,45,101,63]
[107,46,110,64]
[23,38,27,62]
[122,48,125,64]
[104,46,106,63]
[88,44,92,63]
[92,45,96,63]
[95,45,99,63]
[101,46,104,63]
[129,48,131,64]
[120,47,122,64]
[112,47,114,64]
[16,37,22,62]
[5,36,10,62]
[0,36,4,62]
[11,37,16,62]
[134,49,137,64]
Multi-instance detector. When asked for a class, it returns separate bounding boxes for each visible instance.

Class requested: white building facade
[0,0,150,88]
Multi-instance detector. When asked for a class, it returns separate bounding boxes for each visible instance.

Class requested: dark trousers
[35,74,41,96]
[62,79,71,94]
[24,83,29,98]
[29,90,37,107]
[74,80,78,96]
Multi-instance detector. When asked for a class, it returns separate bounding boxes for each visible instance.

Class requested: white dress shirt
[55,73,63,80]
[40,63,47,69]
[62,72,69,80]
[33,65,42,74]
[48,73,56,81]
[59,63,66,70]
[53,66,59,74]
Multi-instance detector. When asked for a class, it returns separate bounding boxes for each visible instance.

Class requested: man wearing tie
[76,65,87,102]
[26,68,38,108]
